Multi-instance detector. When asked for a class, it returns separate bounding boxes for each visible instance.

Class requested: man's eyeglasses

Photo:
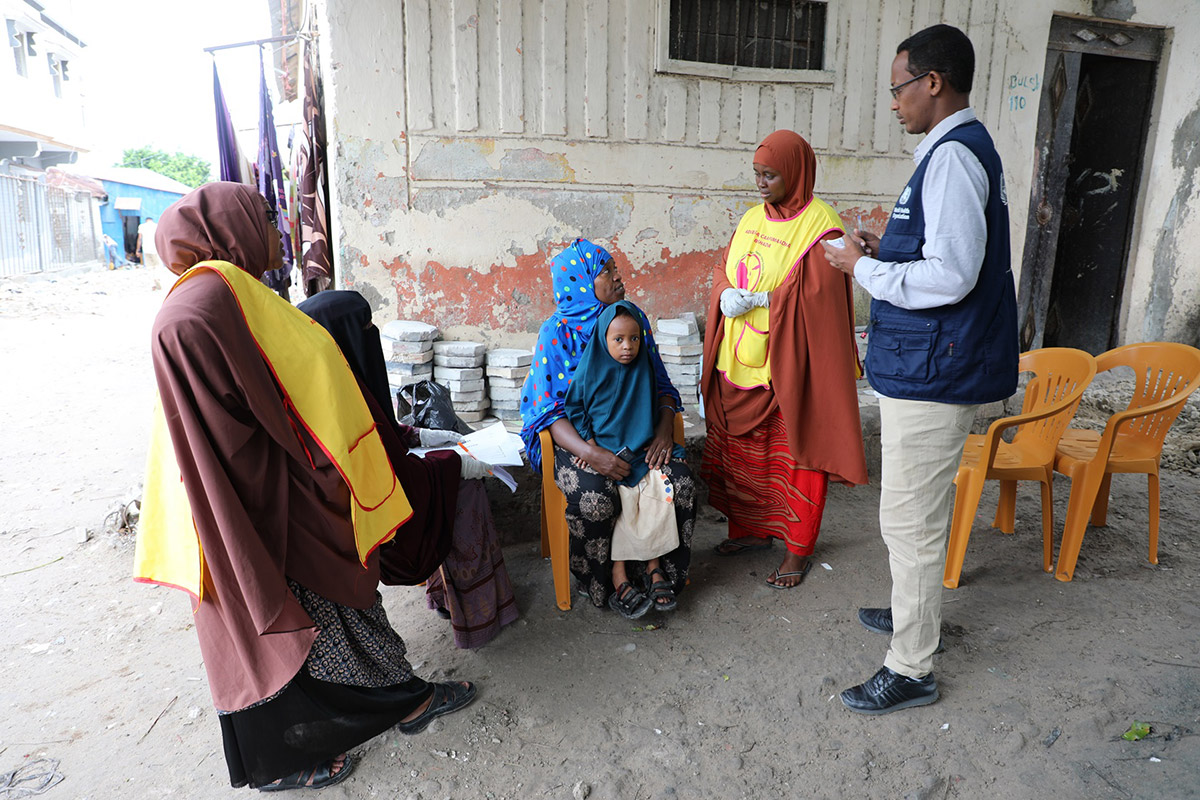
[889,71,931,99]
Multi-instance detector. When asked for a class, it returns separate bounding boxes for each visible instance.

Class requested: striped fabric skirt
[424,479,519,649]
[701,411,829,556]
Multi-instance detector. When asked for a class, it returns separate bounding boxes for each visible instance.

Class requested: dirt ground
[2,266,1198,800]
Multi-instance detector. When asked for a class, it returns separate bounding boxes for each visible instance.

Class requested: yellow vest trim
[135,262,413,604]
[716,199,844,389]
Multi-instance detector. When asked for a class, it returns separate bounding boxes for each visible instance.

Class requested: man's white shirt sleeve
[852,141,989,311]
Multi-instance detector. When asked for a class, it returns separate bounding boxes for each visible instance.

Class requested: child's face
[605,314,641,365]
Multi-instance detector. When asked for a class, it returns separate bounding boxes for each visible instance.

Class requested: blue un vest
[865,120,1018,404]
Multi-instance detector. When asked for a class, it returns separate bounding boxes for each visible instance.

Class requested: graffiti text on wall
[1008,72,1041,112]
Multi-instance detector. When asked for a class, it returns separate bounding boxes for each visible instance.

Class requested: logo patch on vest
[734,251,764,290]
[891,185,913,220]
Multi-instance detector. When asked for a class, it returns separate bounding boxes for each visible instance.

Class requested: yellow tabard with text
[135,261,413,604]
[716,199,843,389]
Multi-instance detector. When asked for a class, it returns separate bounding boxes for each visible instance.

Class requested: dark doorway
[122,215,140,260]
[1017,15,1165,355]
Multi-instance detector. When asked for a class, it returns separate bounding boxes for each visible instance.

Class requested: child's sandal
[608,581,652,619]
[647,567,678,612]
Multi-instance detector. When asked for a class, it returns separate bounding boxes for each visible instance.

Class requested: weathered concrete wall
[318,0,1200,348]
[1107,1,1200,346]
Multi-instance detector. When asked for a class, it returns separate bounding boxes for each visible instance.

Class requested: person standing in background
[136,216,160,269]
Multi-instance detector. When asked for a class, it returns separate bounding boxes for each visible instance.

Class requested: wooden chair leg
[944,468,985,589]
[1055,464,1106,582]
[1148,469,1160,565]
[993,479,1017,533]
[1090,473,1113,526]
[1039,478,1054,572]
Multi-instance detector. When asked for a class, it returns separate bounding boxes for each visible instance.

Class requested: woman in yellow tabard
[136,183,478,791]
[700,130,868,588]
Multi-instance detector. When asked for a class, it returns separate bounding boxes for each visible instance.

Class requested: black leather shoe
[858,607,893,633]
[841,666,939,715]
[857,607,945,653]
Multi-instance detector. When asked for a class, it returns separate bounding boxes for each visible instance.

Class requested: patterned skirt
[217,583,433,788]
[552,446,697,608]
[701,412,829,556]
[424,478,520,648]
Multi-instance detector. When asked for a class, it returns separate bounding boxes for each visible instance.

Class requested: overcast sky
[66,0,287,174]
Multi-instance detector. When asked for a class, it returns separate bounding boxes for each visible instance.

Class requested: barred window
[668,0,826,71]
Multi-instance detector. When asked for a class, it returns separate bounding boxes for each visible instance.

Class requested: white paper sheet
[456,422,526,466]
[407,423,524,493]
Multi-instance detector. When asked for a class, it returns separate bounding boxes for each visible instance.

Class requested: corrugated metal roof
[76,167,193,195]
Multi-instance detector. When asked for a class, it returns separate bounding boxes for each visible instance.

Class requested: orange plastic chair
[942,348,1096,589]
[538,413,685,611]
[1051,342,1200,582]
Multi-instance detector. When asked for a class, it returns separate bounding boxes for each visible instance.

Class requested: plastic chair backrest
[1009,347,1097,459]
[1093,342,1200,448]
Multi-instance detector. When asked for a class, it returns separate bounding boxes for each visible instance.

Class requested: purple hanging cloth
[257,50,294,299]
[212,62,242,183]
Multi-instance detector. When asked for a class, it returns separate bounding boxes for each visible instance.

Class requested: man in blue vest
[823,24,1018,714]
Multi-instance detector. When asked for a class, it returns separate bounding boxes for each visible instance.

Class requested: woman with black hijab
[298,290,519,648]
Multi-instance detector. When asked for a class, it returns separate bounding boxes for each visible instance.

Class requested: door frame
[1017,13,1167,352]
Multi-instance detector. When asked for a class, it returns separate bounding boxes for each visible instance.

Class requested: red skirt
[701,412,829,556]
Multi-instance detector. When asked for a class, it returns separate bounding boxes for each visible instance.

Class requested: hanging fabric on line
[257,49,294,300]
[296,35,333,297]
[212,62,243,184]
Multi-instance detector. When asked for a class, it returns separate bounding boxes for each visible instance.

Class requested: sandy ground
[2,266,1198,800]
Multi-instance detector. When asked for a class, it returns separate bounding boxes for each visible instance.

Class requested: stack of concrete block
[485,348,533,422]
[656,316,703,407]
[380,321,438,411]
[433,341,489,422]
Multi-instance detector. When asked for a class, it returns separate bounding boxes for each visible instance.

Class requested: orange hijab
[756,130,817,221]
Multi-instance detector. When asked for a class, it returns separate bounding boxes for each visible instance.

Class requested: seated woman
[137,182,476,791]
[298,290,518,649]
[565,301,689,618]
[520,238,697,611]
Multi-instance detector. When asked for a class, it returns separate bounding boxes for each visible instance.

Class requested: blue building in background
[85,167,191,260]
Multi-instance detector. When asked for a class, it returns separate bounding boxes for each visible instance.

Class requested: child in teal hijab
[566,301,687,618]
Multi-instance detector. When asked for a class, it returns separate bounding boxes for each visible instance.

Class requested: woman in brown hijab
[700,131,867,588]
[144,182,477,791]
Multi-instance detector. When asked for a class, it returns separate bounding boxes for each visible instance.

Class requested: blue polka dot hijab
[520,239,680,470]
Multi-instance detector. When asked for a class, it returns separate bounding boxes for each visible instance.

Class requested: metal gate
[0,173,102,276]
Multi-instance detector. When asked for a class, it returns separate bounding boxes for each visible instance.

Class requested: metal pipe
[203,33,311,54]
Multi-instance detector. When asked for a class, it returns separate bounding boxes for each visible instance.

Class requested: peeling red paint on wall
[376,242,723,334]
[609,245,724,330]
[361,202,892,335]
[830,203,891,236]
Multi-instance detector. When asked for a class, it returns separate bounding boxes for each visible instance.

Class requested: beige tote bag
[612,469,679,561]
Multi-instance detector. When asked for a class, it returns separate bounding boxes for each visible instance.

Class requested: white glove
[720,288,756,318]
[418,428,463,448]
[459,455,492,480]
[747,290,770,309]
